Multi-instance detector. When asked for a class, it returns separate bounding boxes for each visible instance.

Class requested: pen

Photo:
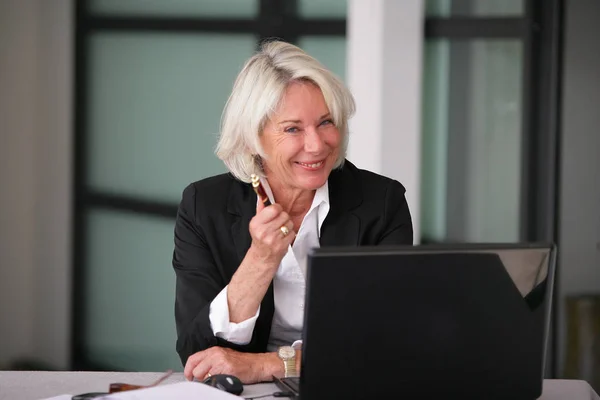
[250,174,272,207]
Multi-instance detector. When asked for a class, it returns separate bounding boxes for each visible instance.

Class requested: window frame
[72,0,347,371]
[73,0,563,374]
[422,0,564,378]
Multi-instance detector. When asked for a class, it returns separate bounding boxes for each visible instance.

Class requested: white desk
[0,371,598,400]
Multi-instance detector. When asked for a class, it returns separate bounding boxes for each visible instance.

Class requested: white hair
[214,40,356,183]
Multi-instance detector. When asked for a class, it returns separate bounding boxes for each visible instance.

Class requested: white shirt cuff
[292,340,303,350]
[209,285,260,345]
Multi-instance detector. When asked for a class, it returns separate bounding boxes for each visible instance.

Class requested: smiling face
[260,80,342,192]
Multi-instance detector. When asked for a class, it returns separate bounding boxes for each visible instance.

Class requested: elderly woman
[172,40,413,383]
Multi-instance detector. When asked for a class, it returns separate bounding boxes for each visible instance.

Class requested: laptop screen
[300,243,556,400]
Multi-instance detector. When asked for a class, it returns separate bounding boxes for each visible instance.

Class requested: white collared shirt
[209,178,330,351]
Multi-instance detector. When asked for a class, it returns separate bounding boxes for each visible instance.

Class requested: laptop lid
[299,243,556,400]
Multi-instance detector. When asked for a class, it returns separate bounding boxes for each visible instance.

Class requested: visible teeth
[299,161,323,168]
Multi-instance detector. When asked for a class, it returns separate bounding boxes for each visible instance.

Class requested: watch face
[278,346,295,360]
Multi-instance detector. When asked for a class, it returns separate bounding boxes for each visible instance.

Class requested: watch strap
[283,358,297,378]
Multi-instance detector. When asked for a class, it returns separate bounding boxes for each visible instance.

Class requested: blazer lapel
[228,180,255,264]
[320,161,363,246]
[320,212,360,246]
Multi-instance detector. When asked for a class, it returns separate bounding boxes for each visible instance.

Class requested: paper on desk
[40,396,73,400]
[98,381,241,399]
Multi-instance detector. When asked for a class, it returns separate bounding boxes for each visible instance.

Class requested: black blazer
[172,160,413,365]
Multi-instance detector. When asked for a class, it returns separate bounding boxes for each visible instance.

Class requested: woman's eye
[319,119,334,126]
[284,126,299,133]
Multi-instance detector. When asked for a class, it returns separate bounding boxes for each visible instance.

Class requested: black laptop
[275,243,556,400]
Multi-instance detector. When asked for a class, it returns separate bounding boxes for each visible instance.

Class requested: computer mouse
[202,374,244,395]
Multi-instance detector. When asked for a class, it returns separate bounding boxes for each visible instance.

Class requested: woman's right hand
[226,201,295,323]
[247,201,295,268]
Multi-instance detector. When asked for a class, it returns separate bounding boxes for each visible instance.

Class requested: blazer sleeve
[172,184,221,365]
[377,180,414,245]
[172,184,262,366]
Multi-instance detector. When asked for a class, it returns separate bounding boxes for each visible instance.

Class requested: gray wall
[557,0,600,376]
[0,0,72,369]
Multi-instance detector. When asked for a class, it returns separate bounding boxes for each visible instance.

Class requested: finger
[269,222,296,249]
[253,204,283,226]
[184,351,206,381]
[192,360,213,382]
[263,211,293,237]
[260,204,284,223]
[282,227,296,245]
[256,195,266,214]
[282,219,294,234]
[278,220,295,241]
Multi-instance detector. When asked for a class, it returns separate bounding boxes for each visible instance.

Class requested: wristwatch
[277,345,297,377]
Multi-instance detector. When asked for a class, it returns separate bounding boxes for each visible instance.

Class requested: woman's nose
[304,127,325,153]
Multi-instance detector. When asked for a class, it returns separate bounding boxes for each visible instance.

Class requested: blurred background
[0,0,598,390]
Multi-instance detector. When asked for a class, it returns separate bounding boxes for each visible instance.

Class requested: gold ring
[280,226,290,237]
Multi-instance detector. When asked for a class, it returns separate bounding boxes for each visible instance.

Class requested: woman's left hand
[184,347,282,384]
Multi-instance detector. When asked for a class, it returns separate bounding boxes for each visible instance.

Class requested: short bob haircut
[215,40,356,183]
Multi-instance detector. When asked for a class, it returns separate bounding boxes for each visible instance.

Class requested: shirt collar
[312,181,330,237]
[260,178,330,237]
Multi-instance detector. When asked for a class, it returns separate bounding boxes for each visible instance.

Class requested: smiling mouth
[296,160,325,169]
